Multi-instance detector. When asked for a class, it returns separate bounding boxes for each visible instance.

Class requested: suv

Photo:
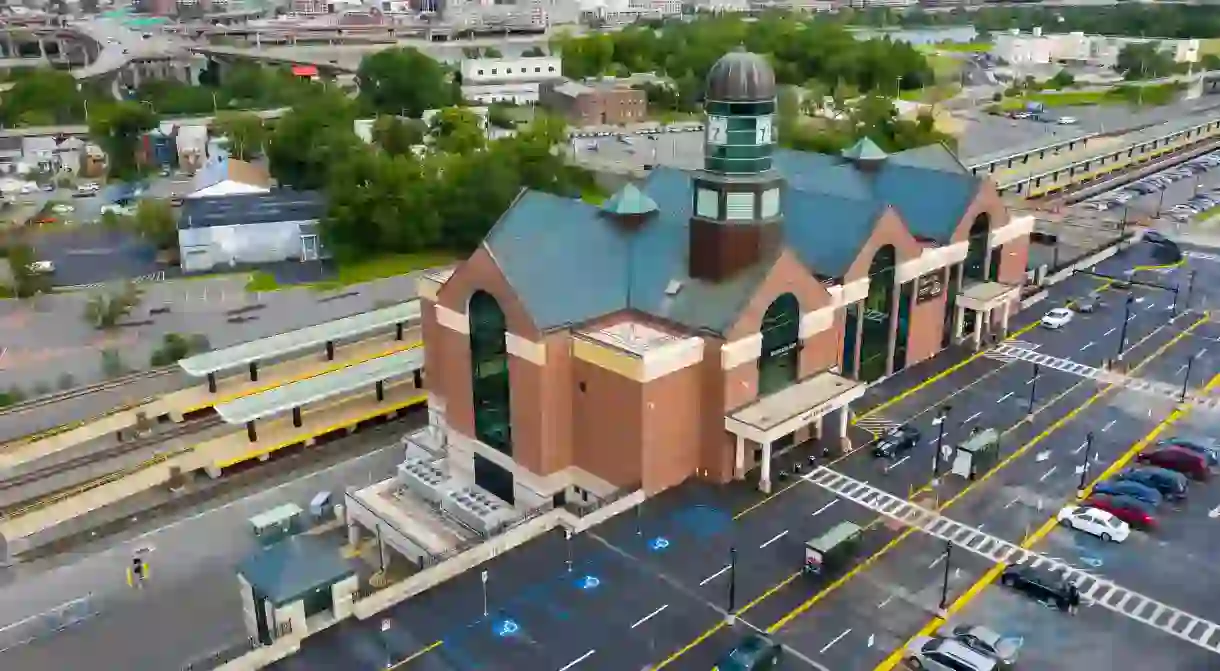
[999,564,1080,611]
[873,424,921,459]
[713,634,782,671]
[904,636,997,671]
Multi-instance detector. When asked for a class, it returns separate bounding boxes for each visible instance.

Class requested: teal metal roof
[239,534,354,607]
[178,301,420,377]
[601,183,658,216]
[841,137,888,162]
[214,348,424,424]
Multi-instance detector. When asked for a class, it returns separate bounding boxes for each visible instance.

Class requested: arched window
[965,213,990,282]
[758,293,800,395]
[859,245,897,382]
[468,291,513,456]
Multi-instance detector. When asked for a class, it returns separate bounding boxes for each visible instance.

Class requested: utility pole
[1181,354,1196,402]
[565,528,573,573]
[1185,270,1197,309]
[1117,293,1135,360]
[1077,431,1095,498]
[932,405,951,481]
[481,570,489,618]
[381,618,393,669]
[727,547,738,618]
[1028,363,1040,414]
[938,540,953,615]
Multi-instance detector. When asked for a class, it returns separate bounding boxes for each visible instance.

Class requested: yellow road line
[389,640,444,669]
[872,366,1220,671]
[650,314,1203,669]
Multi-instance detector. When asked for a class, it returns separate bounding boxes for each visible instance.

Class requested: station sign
[917,271,945,303]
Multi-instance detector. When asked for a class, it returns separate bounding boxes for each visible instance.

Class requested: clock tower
[689,48,785,282]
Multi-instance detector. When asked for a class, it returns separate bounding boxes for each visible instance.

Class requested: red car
[1136,445,1210,481]
[1083,494,1157,530]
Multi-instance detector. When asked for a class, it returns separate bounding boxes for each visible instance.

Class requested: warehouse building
[177,190,327,273]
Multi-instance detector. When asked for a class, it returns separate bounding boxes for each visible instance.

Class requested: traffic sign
[381,619,392,632]
[481,570,488,583]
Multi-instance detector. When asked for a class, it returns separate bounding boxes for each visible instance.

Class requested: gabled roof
[238,534,354,607]
[841,137,888,162]
[481,142,985,336]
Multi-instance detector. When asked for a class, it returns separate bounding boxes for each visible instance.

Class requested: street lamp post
[1181,354,1196,402]
[381,618,393,669]
[1185,270,1197,309]
[1028,363,1041,414]
[1077,431,1095,497]
[1117,294,1135,360]
[932,405,951,479]
[938,540,953,615]
[727,547,738,616]
[565,528,573,573]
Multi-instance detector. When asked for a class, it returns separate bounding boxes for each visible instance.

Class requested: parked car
[1136,445,1210,481]
[941,624,1021,666]
[1057,505,1131,542]
[1040,308,1074,329]
[904,636,998,671]
[873,424,921,459]
[999,564,1080,611]
[1115,467,1188,499]
[26,260,55,274]
[714,634,783,671]
[1081,493,1157,530]
[1157,436,1220,466]
[1143,230,1171,245]
[1093,478,1163,506]
[1075,295,1101,313]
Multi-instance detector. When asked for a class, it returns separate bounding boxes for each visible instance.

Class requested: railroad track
[0,366,178,417]
[0,416,225,517]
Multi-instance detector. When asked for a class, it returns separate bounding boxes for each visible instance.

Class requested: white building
[177,191,327,273]
[993,28,1200,69]
[460,56,562,104]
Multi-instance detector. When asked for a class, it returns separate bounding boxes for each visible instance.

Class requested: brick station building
[417,49,1034,505]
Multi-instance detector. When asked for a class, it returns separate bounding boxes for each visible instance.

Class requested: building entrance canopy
[956,281,1020,350]
[726,371,866,492]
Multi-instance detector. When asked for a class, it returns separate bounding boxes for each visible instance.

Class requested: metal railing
[0,594,100,654]
[180,622,292,671]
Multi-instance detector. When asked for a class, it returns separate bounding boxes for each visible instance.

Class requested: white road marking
[699,565,730,586]
[1036,450,1052,462]
[1103,420,1116,432]
[630,604,668,629]
[997,391,1014,403]
[1177,364,1189,374]
[877,596,894,609]
[929,552,947,569]
[1198,348,1209,359]
[1073,440,1090,454]
[884,456,910,473]
[820,629,852,654]
[812,500,837,517]
[1004,497,1020,509]
[963,411,982,424]
[1040,466,1058,482]
[1208,505,1220,519]
[1105,328,1117,337]
[558,650,595,671]
[1082,341,1094,351]
[1146,304,1156,311]
[760,530,788,549]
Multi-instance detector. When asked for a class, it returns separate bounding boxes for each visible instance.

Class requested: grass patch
[245,271,279,292]
[1201,38,1220,56]
[926,53,963,81]
[922,40,991,54]
[998,82,1185,111]
[245,252,458,292]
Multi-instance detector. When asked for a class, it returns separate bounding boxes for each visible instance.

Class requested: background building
[993,28,1201,68]
[539,78,647,126]
[417,50,1033,506]
[459,55,561,104]
[177,190,326,272]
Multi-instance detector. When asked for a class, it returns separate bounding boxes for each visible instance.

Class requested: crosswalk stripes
[1185,250,1220,264]
[983,339,1041,363]
[984,344,1210,404]
[64,271,167,291]
[853,414,901,436]
[804,467,1220,655]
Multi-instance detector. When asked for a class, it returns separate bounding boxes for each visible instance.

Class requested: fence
[0,594,101,654]
[181,623,292,671]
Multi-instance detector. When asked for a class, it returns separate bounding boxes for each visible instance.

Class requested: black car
[1143,230,1171,245]
[714,633,783,670]
[1149,238,1183,264]
[872,424,921,459]
[999,564,1080,611]
[1116,466,1188,500]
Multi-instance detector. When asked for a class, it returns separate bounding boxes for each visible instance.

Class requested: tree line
[849,5,1220,40]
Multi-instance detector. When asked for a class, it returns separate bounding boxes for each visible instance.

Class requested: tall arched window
[965,213,990,282]
[859,245,897,382]
[758,293,800,395]
[468,291,513,456]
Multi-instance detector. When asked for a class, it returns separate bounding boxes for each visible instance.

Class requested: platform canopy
[217,346,427,427]
[178,301,420,377]
[214,348,424,425]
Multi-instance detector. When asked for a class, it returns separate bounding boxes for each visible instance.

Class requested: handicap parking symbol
[1079,554,1104,568]
[494,619,520,637]
[579,575,600,590]
[649,536,670,552]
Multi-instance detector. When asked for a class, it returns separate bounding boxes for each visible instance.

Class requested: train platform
[0,346,427,564]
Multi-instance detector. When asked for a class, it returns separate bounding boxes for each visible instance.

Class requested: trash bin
[309,491,332,520]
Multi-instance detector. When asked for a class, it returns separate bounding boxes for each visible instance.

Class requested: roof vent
[600,182,658,231]
[841,137,888,171]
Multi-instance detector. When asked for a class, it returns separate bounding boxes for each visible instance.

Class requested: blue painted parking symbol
[494,619,520,637]
[1080,555,1104,568]
[649,536,670,551]
[579,575,600,590]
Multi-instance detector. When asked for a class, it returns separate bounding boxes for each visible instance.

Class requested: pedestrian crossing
[65,271,167,291]
[1185,250,1220,264]
[983,339,1041,363]
[853,413,901,436]
[984,343,1214,405]
[804,467,1220,655]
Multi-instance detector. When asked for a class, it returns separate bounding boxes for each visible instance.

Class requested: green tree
[89,101,158,179]
[212,111,267,160]
[99,348,127,378]
[267,92,361,189]
[130,198,177,250]
[429,107,486,155]
[0,68,85,126]
[150,332,208,366]
[322,150,443,259]
[371,116,425,156]
[483,47,503,58]
[1116,42,1180,80]
[5,242,50,298]
[357,48,459,117]
[1048,69,1076,89]
[522,46,547,57]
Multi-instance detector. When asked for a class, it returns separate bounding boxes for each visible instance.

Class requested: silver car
[942,624,1021,666]
[905,636,997,670]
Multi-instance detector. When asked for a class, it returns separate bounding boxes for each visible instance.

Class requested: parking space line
[819,628,851,654]
[997,391,1013,403]
[760,530,788,549]
[700,565,731,586]
[630,604,668,629]
[558,649,595,671]
[812,501,837,516]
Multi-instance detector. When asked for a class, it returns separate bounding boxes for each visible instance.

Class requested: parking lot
[1083,150,1220,222]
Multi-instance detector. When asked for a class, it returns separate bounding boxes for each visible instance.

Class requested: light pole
[1181,354,1197,402]
[727,547,738,615]
[1028,363,1041,414]
[381,618,393,669]
[565,528,573,573]
[932,405,951,479]
[938,540,953,614]
[480,570,489,618]
[1117,293,1135,360]
[1077,431,1095,497]
[1185,270,1197,309]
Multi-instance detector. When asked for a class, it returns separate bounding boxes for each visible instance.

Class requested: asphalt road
[0,426,408,671]
[251,240,1210,671]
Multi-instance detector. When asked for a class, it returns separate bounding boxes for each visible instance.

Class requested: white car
[27,260,55,274]
[1057,116,1078,125]
[905,636,998,671]
[1040,307,1073,329]
[1058,505,1130,543]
